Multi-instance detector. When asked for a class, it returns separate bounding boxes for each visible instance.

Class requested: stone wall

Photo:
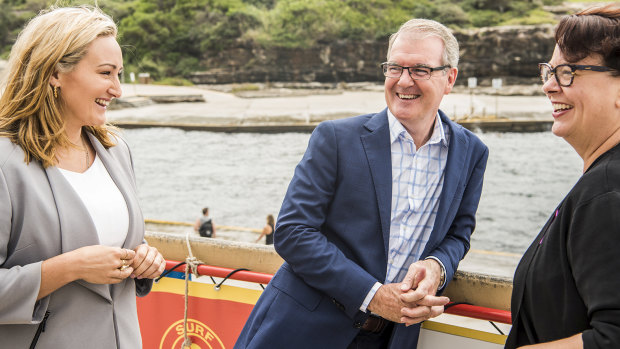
[191,24,555,86]
[455,25,556,85]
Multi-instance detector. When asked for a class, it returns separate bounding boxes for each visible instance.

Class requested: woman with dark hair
[506,4,620,349]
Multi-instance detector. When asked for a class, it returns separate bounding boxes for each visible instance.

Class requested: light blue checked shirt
[386,109,449,283]
[361,110,449,311]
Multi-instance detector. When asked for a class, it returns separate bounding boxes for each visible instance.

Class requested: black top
[506,143,620,348]
[265,223,274,245]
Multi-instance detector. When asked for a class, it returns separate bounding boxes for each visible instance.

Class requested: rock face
[191,24,555,86]
[455,25,556,86]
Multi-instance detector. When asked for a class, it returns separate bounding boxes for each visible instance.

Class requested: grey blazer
[0,133,152,348]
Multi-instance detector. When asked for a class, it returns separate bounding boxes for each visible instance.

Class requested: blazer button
[354,321,362,328]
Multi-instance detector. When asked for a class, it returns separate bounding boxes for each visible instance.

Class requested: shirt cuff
[424,256,447,290]
[359,282,383,312]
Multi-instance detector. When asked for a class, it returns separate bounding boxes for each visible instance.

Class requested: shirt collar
[387,109,448,147]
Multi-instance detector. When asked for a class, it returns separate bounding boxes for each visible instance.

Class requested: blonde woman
[0,6,164,348]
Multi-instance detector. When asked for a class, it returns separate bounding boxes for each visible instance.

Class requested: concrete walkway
[107,83,553,126]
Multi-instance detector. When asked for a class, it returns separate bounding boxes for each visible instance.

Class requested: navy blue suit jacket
[235,109,488,348]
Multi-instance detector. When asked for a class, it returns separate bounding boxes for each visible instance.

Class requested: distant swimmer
[255,214,275,245]
[194,207,216,238]
[506,4,620,349]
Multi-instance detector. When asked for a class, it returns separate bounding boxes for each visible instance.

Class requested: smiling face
[51,35,123,134]
[384,33,457,136]
[543,45,620,154]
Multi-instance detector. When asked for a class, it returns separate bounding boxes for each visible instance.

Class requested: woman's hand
[130,244,165,279]
[71,246,136,284]
[38,246,135,300]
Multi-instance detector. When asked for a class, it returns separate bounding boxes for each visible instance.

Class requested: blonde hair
[387,18,459,68]
[0,6,119,167]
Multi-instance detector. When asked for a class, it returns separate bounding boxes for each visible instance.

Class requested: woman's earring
[54,85,58,98]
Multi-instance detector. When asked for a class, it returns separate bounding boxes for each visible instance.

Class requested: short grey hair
[387,18,459,68]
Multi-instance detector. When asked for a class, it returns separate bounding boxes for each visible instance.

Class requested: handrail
[162,260,512,324]
[164,260,273,284]
[445,303,511,324]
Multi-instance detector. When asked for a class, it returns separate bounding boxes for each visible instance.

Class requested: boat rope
[214,268,250,290]
[182,231,204,349]
[154,261,186,282]
[489,320,505,335]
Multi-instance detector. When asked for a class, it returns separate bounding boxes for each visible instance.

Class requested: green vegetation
[152,77,195,86]
[229,83,261,93]
[0,0,612,80]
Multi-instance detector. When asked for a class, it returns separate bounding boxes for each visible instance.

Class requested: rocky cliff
[191,24,556,86]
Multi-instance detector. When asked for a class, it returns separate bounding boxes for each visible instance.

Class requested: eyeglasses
[538,63,615,87]
[381,62,451,80]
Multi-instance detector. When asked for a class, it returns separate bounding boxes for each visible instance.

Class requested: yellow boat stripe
[151,277,263,305]
[422,320,507,345]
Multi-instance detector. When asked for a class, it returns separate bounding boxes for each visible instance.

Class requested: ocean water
[122,128,582,255]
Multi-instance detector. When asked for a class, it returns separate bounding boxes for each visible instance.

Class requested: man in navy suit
[235,18,488,349]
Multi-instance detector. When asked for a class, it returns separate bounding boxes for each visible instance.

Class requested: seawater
[122,128,582,255]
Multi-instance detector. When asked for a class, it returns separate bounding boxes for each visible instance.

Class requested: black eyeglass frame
[380,62,451,80]
[538,63,615,87]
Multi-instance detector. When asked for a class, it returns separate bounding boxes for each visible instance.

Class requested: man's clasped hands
[368,259,449,326]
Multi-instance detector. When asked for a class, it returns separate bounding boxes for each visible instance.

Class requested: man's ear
[444,67,458,95]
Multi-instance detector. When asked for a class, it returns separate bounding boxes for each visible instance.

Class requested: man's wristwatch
[439,264,446,287]
[424,257,446,288]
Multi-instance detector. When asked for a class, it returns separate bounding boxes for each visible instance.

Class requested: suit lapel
[45,161,111,302]
[360,110,392,257]
[44,167,100,252]
[423,112,469,255]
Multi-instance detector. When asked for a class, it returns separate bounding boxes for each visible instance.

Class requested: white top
[59,154,129,247]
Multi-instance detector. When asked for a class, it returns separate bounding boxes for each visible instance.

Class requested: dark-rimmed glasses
[381,62,451,80]
[538,63,615,87]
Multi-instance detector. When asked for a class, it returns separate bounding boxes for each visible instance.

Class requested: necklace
[81,135,90,170]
